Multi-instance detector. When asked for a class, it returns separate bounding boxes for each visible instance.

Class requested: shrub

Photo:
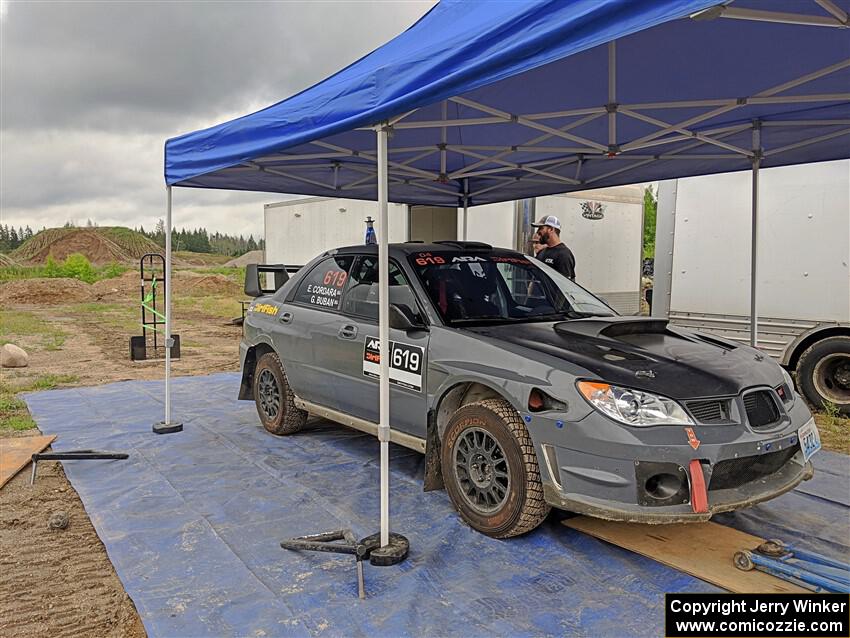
[43,254,62,278]
[61,253,97,283]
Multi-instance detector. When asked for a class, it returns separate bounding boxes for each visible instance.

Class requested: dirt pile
[173,271,241,296]
[90,271,139,300]
[12,227,161,265]
[0,278,93,305]
[224,250,264,267]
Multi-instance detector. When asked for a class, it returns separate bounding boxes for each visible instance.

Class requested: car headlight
[780,367,796,402]
[576,381,694,427]
[781,367,795,393]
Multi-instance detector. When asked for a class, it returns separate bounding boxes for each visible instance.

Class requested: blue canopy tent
[164,0,850,548]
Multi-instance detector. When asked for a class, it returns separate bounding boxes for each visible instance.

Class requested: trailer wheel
[441,399,550,538]
[796,336,850,415]
[252,352,307,435]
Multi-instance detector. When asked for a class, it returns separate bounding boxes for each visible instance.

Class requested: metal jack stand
[31,450,129,485]
[281,529,409,599]
[734,539,850,593]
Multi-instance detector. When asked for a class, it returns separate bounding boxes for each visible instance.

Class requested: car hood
[464,317,782,399]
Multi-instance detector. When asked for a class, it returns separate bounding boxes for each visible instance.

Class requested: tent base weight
[153,421,183,434]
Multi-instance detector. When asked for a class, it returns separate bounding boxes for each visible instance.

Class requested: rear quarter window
[292,255,354,311]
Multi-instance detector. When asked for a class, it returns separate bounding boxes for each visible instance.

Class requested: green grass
[815,408,849,455]
[2,415,37,431]
[0,310,67,351]
[70,302,127,314]
[0,373,78,434]
[0,396,27,411]
[0,261,129,283]
[174,295,242,320]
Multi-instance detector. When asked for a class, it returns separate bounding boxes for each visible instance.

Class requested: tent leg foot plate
[153,422,183,434]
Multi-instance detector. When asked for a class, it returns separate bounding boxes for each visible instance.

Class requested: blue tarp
[165,0,850,206]
[25,373,850,637]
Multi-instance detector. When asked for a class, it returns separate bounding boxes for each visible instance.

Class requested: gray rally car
[238,241,821,538]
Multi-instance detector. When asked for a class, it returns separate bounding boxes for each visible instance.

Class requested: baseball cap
[531,215,561,230]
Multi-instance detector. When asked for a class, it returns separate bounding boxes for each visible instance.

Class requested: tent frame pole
[153,185,183,434]
[750,122,761,348]
[462,178,469,240]
[376,125,391,548]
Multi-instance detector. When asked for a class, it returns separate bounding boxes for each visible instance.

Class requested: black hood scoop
[554,317,672,340]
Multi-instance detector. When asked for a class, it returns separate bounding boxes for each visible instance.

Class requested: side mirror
[244,264,261,297]
[389,303,427,332]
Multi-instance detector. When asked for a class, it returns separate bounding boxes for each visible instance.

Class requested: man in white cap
[531,215,576,280]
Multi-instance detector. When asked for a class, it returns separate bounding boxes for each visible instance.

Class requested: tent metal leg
[376,126,391,547]
[370,125,409,566]
[462,179,469,240]
[153,185,182,434]
[750,123,761,348]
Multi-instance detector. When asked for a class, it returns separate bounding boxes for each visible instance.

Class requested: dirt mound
[90,271,139,300]
[12,227,162,265]
[224,250,264,267]
[89,270,241,300]
[0,278,93,305]
[173,271,241,296]
[0,253,19,266]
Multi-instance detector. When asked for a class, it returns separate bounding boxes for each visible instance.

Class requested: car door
[273,254,354,410]
[334,255,430,438]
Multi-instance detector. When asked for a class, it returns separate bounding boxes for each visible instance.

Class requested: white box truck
[654,160,850,413]
[265,186,644,315]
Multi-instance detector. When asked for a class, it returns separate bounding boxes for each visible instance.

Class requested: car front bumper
[530,400,816,523]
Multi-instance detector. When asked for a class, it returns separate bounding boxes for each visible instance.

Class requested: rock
[48,511,69,530]
[1,343,29,368]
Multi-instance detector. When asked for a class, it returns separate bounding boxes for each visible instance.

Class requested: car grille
[709,447,798,491]
[686,399,732,424]
[743,390,781,429]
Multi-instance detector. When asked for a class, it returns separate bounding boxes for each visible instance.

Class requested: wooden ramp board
[564,516,807,593]
[0,435,56,489]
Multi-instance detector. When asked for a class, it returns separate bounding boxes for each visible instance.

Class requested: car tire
[796,336,850,415]
[441,398,550,538]
[252,352,307,435]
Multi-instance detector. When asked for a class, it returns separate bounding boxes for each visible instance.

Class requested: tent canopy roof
[165,0,850,207]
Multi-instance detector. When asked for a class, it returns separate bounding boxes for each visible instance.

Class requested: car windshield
[409,251,616,326]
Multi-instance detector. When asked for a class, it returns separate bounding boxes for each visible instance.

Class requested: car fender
[238,335,277,400]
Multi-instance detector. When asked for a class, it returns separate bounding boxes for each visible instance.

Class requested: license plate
[798,419,821,463]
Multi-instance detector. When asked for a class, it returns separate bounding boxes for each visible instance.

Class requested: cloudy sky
[0,0,434,238]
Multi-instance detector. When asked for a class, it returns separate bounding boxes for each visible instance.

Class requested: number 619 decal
[362,336,425,392]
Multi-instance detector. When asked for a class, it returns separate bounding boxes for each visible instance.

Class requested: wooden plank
[564,516,807,593]
[0,435,56,489]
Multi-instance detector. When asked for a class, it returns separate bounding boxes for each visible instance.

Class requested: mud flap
[423,409,444,492]
[688,459,709,514]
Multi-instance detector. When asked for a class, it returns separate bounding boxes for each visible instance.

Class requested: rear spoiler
[244,264,301,297]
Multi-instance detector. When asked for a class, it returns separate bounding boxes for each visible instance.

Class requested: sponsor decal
[451,256,487,263]
[685,426,701,450]
[580,201,605,220]
[363,336,425,392]
[250,303,279,316]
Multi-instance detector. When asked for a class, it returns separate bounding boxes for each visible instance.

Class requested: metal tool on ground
[734,539,850,593]
[30,450,129,486]
[280,529,409,599]
[130,253,180,362]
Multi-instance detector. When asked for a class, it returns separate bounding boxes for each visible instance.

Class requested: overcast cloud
[0,0,434,238]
